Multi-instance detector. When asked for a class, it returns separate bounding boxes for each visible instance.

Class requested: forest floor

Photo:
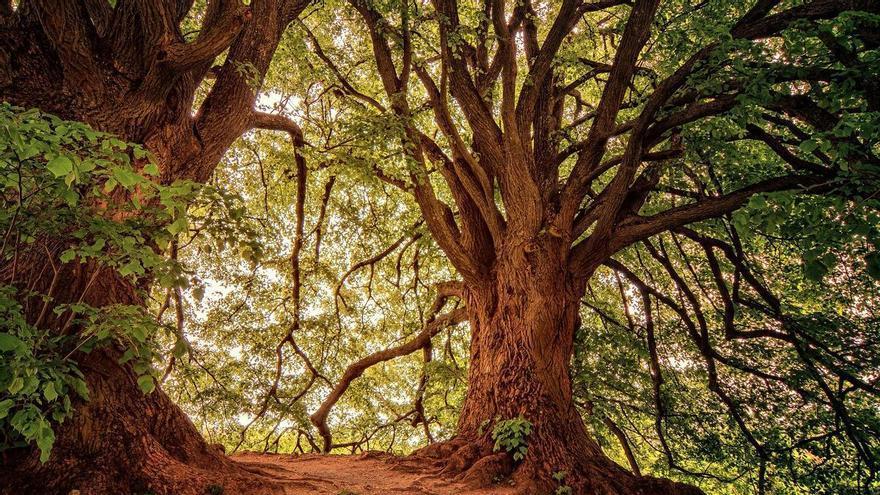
[232,452,514,495]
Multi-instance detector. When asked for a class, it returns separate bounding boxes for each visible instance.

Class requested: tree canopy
[1,0,879,494]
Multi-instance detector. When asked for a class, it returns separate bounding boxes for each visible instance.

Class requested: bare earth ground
[232,452,514,495]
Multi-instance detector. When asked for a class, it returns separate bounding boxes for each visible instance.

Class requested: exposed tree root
[413,436,704,495]
[0,350,284,495]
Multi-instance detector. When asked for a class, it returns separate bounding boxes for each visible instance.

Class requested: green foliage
[0,287,87,462]
[162,3,879,492]
[11,1,867,493]
[0,103,180,462]
[0,284,191,462]
[491,415,532,462]
[735,191,880,284]
[578,213,880,493]
[552,471,572,495]
[0,103,263,462]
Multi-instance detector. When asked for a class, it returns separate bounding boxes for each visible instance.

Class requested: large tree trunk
[0,198,238,495]
[0,260,278,494]
[0,78,234,492]
[418,243,701,495]
[1,348,262,495]
[0,4,295,492]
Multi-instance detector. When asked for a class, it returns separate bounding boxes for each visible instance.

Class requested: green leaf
[7,377,24,394]
[43,382,58,402]
[0,398,14,419]
[103,177,118,193]
[133,147,148,160]
[46,155,73,178]
[22,376,40,395]
[18,143,41,160]
[143,162,160,176]
[804,259,828,281]
[137,375,155,394]
[62,189,79,206]
[167,217,188,235]
[114,168,141,188]
[70,378,89,400]
[59,250,77,263]
[119,260,144,277]
[172,339,189,359]
[0,332,24,352]
[36,422,55,463]
[799,139,818,153]
[119,348,136,364]
[77,158,96,173]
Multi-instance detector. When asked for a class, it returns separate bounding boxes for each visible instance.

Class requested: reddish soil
[232,452,515,495]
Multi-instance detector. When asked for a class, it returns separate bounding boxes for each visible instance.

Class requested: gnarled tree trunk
[0,2,304,493]
[420,242,701,494]
[0,261,277,494]
[2,348,251,495]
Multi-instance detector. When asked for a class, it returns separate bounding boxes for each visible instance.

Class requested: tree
[2,0,879,494]
[0,2,309,493]
[289,0,880,492]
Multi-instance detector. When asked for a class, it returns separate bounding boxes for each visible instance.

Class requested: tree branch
[310,290,466,452]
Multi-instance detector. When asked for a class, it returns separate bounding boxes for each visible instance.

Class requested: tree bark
[1,346,256,495]
[0,255,280,494]
[417,241,702,494]
[0,3,301,492]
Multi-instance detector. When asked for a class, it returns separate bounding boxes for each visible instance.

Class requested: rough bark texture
[4,0,875,492]
[414,241,701,494]
[0,1,305,493]
[0,254,279,494]
[333,0,879,492]
[0,348,279,495]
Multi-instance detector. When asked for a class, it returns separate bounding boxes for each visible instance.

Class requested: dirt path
[232,452,515,495]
